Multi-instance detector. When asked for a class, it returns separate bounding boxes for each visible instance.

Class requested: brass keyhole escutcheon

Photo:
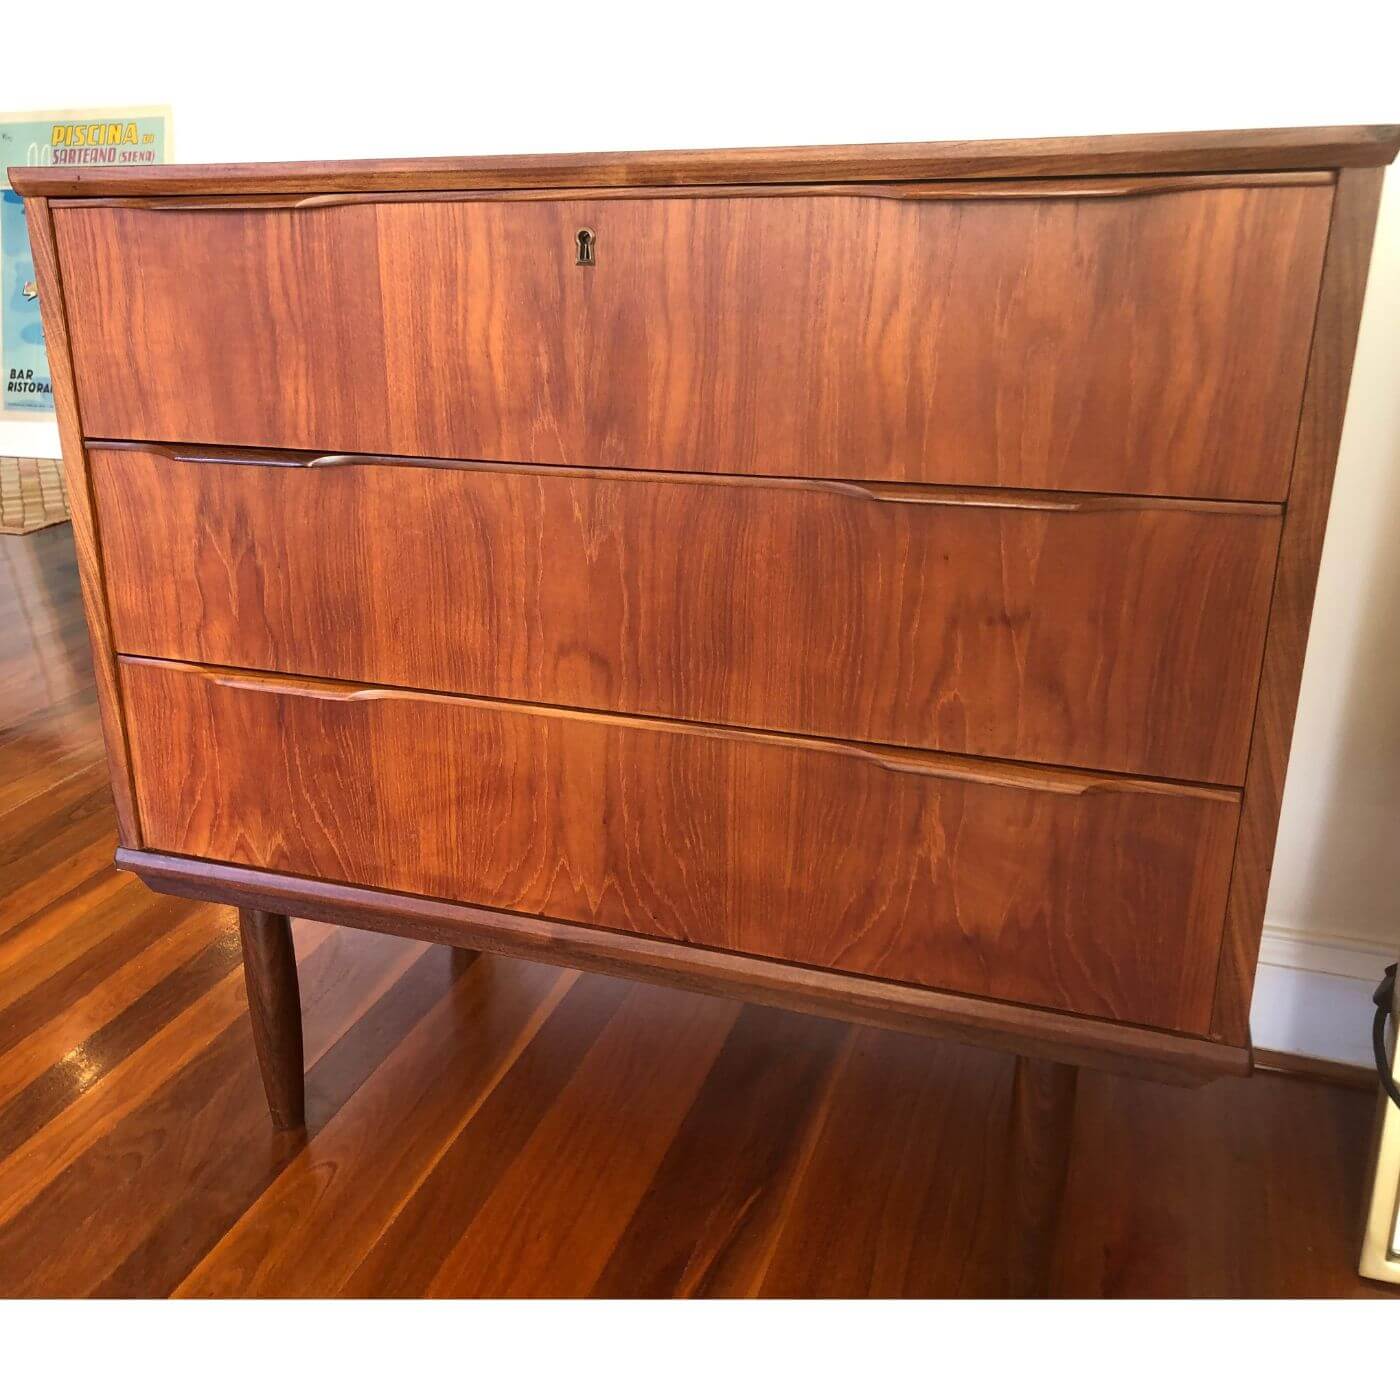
[575,228,596,266]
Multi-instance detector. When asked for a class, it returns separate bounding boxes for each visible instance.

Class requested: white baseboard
[1250,924,1398,1068]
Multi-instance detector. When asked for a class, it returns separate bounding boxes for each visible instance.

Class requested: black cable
[1373,963,1400,1111]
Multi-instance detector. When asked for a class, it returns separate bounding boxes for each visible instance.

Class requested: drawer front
[59,180,1331,499]
[93,446,1281,784]
[120,658,1241,1031]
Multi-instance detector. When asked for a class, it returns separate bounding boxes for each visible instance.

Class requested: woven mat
[0,457,70,535]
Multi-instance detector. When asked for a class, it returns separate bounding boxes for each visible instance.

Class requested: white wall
[1258,168,1400,1065]
[6,0,1398,1061]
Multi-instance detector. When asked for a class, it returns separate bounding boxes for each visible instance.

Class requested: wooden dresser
[14,124,1398,1290]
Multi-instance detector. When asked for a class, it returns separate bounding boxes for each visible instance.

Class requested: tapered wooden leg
[237,907,306,1130]
[1005,1055,1079,1297]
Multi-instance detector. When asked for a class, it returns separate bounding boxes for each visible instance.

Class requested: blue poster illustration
[1,190,47,413]
[1,109,171,417]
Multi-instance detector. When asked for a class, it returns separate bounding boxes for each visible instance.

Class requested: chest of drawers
[14,124,1398,1290]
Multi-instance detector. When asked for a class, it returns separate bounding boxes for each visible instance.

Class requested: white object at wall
[1,418,60,460]
[1359,977,1400,1283]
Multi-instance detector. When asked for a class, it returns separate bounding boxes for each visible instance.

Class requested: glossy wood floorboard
[0,525,1392,1299]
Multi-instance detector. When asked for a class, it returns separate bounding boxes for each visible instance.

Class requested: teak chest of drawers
[15,124,1398,1291]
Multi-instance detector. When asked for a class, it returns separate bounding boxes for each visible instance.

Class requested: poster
[1,107,172,418]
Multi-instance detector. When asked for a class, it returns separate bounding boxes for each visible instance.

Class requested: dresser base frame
[116,848,1251,1088]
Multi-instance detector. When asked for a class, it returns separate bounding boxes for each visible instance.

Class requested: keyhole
[575,228,596,266]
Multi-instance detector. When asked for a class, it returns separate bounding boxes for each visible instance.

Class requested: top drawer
[54,177,1332,499]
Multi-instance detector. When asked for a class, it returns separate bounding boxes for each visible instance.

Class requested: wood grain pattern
[84,934,451,1297]
[583,999,852,1299]
[172,955,576,1298]
[732,1029,1011,1297]
[11,124,1399,197]
[0,912,234,1149]
[20,197,140,845]
[419,981,741,1298]
[1210,168,1389,1041]
[118,658,1241,1032]
[57,181,1332,498]
[91,447,1282,784]
[1051,1068,1390,1298]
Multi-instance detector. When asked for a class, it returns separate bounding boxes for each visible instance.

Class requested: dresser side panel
[1210,166,1388,1042]
[21,197,141,845]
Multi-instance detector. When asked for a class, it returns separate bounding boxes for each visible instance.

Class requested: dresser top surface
[11,123,1399,199]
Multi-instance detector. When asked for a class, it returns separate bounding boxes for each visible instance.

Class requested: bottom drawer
[120,658,1240,1032]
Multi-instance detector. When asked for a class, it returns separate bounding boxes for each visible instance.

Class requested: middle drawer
[91,444,1281,784]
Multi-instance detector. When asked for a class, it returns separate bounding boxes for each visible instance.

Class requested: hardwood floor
[0,523,1392,1298]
